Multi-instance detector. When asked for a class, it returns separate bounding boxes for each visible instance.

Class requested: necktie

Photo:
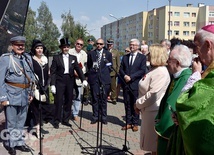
[129,53,133,66]
[97,50,102,66]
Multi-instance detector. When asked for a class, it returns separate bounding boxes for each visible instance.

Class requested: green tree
[23,7,38,51]
[61,10,75,39]
[60,10,90,47]
[37,1,60,52]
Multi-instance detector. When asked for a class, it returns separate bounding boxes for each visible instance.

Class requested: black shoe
[41,128,49,134]
[53,123,59,129]
[90,120,98,124]
[102,121,108,125]
[15,145,31,152]
[8,147,16,155]
[112,100,117,105]
[61,122,72,127]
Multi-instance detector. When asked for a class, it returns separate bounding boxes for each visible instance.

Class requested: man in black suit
[119,38,147,132]
[87,38,112,124]
[50,38,88,129]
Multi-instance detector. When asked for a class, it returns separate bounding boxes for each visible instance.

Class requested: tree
[23,7,38,51]
[61,10,75,39]
[60,10,90,47]
[37,1,60,52]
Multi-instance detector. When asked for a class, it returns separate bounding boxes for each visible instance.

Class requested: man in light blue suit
[0,36,34,155]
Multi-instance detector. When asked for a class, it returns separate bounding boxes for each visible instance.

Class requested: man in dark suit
[50,38,88,129]
[119,38,146,132]
[87,38,112,124]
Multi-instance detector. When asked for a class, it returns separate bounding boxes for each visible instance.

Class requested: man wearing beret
[0,36,35,155]
[50,38,88,129]
[106,39,120,105]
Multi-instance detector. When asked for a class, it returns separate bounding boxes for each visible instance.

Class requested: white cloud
[80,15,90,22]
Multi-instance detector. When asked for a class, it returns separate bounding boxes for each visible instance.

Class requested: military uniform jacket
[0,51,35,106]
[109,49,120,76]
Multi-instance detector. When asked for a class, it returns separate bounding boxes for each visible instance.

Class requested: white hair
[171,45,192,68]
[130,38,140,46]
[197,29,214,44]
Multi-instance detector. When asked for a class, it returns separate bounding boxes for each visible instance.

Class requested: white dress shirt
[63,54,69,74]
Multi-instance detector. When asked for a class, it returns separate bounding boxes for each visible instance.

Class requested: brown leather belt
[6,82,30,89]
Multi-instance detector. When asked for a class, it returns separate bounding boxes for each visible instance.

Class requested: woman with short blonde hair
[135,43,170,155]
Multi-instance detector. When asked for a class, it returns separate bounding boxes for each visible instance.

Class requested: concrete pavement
[0,96,146,155]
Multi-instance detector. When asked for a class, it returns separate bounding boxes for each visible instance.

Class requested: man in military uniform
[106,39,120,105]
[0,36,35,155]
[86,38,95,52]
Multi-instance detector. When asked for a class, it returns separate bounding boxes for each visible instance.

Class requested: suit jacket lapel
[69,55,73,68]
[59,53,64,68]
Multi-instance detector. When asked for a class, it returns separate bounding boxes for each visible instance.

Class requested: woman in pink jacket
[135,44,170,155]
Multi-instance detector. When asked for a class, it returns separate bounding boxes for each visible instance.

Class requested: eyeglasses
[76,42,83,46]
[96,43,104,46]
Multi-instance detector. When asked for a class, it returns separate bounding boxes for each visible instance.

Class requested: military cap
[106,39,114,44]
[10,36,26,43]
[87,38,94,42]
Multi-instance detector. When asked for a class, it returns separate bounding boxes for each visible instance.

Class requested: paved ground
[0,95,147,155]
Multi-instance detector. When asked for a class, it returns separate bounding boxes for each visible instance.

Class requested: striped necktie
[97,50,102,66]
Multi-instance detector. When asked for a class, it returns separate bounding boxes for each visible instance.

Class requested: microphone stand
[23,53,48,155]
[104,59,134,155]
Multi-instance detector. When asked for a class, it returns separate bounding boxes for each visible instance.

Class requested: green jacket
[109,49,120,76]
[176,62,214,155]
[155,68,192,139]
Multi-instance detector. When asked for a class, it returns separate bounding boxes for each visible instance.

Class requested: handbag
[34,86,46,102]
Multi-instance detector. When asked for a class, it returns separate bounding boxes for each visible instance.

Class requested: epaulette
[1,52,12,57]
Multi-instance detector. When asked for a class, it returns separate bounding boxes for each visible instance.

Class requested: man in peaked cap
[0,36,34,154]
[106,39,120,105]
[50,38,88,129]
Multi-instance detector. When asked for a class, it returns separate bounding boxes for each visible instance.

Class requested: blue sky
[29,0,213,39]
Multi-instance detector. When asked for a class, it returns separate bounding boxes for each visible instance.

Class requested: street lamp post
[168,0,172,40]
[109,14,120,50]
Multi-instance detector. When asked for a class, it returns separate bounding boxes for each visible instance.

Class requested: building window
[209,11,214,17]
[192,13,196,17]
[183,22,190,27]
[174,12,180,16]
[183,31,189,36]
[168,21,173,26]
[184,12,190,17]
[192,22,196,27]
[191,31,195,36]
[209,21,214,24]
[168,30,172,36]
[174,30,179,35]
[174,21,180,26]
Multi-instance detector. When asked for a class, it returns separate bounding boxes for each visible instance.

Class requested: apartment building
[101,3,214,51]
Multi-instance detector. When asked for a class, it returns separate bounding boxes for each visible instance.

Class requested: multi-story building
[101,3,214,51]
